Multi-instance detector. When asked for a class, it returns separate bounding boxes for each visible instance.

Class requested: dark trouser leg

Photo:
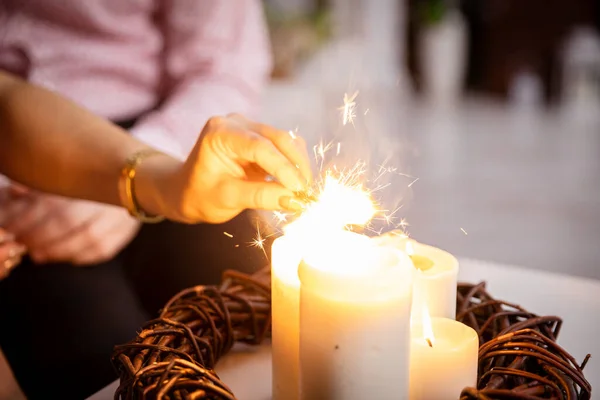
[0,210,273,398]
[0,256,149,400]
[125,210,274,315]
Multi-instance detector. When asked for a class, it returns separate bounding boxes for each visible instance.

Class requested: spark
[371,182,391,193]
[313,140,334,171]
[288,129,297,139]
[223,232,233,238]
[273,211,288,224]
[395,171,419,187]
[378,205,404,226]
[460,227,468,235]
[399,218,410,228]
[373,160,398,183]
[364,108,370,115]
[250,222,268,258]
[336,142,341,155]
[339,91,359,126]
[407,177,420,187]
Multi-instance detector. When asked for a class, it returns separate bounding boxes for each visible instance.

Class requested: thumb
[226,180,304,212]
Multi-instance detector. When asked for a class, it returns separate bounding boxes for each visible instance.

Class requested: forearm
[0,72,179,216]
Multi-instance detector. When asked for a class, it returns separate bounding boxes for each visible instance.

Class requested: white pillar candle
[299,231,414,400]
[373,232,459,321]
[409,317,478,400]
[271,235,303,400]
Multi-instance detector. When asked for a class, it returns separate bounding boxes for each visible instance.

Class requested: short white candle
[373,232,458,321]
[271,235,302,400]
[409,317,478,400]
[299,231,414,400]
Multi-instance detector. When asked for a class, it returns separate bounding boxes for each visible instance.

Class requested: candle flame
[421,304,435,347]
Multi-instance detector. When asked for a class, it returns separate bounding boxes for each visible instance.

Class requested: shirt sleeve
[129,0,273,160]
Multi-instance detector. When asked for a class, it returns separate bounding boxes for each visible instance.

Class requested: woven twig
[112,268,271,400]
[112,273,592,399]
[457,282,592,399]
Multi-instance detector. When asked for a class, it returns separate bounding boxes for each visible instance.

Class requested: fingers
[29,206,138,265]
[0,195,34,229]
[29,218,97,264]
[1,195,57,239]
[0,237,26,280]
[219,127,305,192]
[228,114,313,184]
[69,214,138,265]
[13,199,97,251]
[221,180,304,212]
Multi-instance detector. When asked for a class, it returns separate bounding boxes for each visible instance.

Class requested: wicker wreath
[112,271,592,400]
[457,282,591,399]
[112,268,271,399]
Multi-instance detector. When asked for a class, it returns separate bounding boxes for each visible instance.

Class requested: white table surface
[90,258,600,400]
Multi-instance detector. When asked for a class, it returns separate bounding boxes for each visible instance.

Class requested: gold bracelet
[119,149,166,223]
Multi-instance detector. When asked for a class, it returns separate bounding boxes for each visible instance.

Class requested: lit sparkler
[256,92,417,254]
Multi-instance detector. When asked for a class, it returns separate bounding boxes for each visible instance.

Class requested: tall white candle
[299,231,414,400]
[271,235,303,400]
[409,317,478,400]
[374,232,458,321]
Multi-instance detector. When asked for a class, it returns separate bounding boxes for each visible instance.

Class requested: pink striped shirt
[0,0,272,159]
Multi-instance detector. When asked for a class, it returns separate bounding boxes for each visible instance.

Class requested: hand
[0,228,26,280]
[0,192,140,265]
[150,114,313,224]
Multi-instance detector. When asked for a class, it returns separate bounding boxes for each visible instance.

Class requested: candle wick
[426,338,433,348]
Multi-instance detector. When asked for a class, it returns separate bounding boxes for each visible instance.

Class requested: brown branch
[110,273,592,399]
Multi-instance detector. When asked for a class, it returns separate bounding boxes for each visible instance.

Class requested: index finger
[228,115,313,184]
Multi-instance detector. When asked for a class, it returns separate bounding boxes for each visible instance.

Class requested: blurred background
[260,0,600,280]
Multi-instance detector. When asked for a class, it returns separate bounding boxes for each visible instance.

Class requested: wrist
[131,152,183,222]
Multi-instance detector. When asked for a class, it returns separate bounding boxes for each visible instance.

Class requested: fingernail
[0,232,15,244]
[279,196,304,212]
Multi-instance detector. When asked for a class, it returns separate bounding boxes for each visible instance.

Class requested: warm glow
[279,167,379,275]
[405,240,415,256]
[285,172,376,237]
[421,304,435,347]
[301,230,377,276]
